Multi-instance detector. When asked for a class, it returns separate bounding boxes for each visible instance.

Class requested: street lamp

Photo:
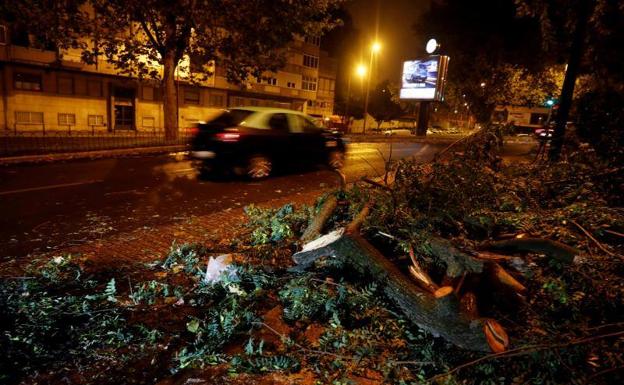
[345,64,367,132]
[363,41,381,134]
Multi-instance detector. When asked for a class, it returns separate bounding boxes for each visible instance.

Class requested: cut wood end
[434,286,454,298]
[300,228,344,253]
[484,319,509,353]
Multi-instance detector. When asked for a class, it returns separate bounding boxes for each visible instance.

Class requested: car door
[287,114,325,164]
[266,113,292,162]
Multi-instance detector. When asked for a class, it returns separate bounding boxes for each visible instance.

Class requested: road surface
[0,141,533,259]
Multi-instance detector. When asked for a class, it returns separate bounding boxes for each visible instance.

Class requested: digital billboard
[399,55,449,101]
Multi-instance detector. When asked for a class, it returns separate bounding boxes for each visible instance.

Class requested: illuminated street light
[480,82,486,88]
[363,41,381,134]
[546,99,555,107]
[345,63,368,133]
[426,38,439,54]
[356,64,367,77]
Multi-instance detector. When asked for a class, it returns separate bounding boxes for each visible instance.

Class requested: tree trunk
[162,51,179,141]
[548,0,592,161]
[292,229,507,352]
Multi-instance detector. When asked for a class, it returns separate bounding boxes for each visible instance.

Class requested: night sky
[346,0,430,84]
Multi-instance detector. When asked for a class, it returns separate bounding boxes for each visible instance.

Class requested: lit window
[0,25,7,45]
[15,111,43,124]
[14,73,42,91]
[58,113,76,126]
[88,115,104,126]
[142,116,155,128]
[302,76,317,91]
[303,55,319,68]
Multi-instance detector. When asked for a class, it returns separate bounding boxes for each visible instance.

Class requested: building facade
[0,24,336,135]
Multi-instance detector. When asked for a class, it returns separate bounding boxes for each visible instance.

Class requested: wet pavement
[0,141,533,259]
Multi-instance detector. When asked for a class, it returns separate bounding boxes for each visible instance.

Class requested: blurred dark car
[189,107,346,179]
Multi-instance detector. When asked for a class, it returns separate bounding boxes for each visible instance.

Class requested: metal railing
[0,128,194,157]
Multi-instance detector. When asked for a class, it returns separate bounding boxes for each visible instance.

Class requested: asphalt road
[0,141,533,259]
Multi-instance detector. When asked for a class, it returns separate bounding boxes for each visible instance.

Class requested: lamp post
[362,41,381,134]
[344,64,367,133]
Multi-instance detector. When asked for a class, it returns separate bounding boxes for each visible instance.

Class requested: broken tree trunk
[292,228,508,352]
[483,238,580,264]
[300,195,338,244]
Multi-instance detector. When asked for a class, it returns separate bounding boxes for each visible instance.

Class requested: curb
[0,145,188,166]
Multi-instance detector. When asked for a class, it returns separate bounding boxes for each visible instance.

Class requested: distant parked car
[189,107,346,179]
[383,129,412,136]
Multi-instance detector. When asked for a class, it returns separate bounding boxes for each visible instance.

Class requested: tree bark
[162,51,179,141]
[300,195,338,244]
[548,0,592,160]
[483,237,580,264]
[292,229,507,352]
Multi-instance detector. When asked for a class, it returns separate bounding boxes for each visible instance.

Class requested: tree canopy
[3,0,342,138]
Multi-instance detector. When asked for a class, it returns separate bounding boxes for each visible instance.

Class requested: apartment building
[0,24,336,134]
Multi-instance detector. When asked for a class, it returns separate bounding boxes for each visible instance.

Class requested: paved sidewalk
[0,144,187,166]
[0,187,327,276]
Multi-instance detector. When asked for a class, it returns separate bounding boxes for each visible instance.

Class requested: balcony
[6,45,56,65]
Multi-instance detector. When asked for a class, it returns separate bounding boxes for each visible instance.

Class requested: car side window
[302,117,322,134]
[268,113,289,132]
[287,114,306,133]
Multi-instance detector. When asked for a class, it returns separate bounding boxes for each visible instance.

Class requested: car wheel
[328,150,345,169]
[247,155,272,179]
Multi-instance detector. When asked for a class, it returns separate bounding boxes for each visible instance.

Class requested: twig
[570,220,617,258]
[428,330,624,382]
[584,365,624,382]
[361,177,392,192]
[604,229,624,238]
[358,155,382,176]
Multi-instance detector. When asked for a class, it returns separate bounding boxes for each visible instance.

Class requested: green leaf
[186,318,200,334]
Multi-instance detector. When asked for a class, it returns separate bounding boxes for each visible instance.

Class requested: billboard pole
[416,101,430,136]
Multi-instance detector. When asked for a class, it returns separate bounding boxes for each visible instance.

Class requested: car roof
[227,107,315,130]
[230,107,309,116]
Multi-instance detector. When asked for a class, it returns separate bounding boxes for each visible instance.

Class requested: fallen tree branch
[292,229,507,352]
[428,330,624,382]
[570,219,617,258]
[301,195,338,243]
[482,237,580,264]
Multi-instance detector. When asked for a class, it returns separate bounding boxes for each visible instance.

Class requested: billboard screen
[399,55,449,101]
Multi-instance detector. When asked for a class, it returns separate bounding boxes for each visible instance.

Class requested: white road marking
[0,180,104,196]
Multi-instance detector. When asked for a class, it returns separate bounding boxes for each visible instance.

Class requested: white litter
[204,254,234,284]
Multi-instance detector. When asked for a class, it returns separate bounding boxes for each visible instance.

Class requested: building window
[15,111,44,124]
[87,80,102,97]
[142,86,154,101]
[305,36,320,46]
[58,113,76,126]
[208,94,225,107]
[57,76,74,95]
[142,116,155,128]
[88,115,104,126]
[14,73,42,91]
[302,76,317,91]
[184,88,200,104]
[287,82,296,89]
[303,54,319,68]
[0,25,7,45]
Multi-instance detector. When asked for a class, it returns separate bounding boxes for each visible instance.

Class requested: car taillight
[215,132,240,142]
[190,126,200,135]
